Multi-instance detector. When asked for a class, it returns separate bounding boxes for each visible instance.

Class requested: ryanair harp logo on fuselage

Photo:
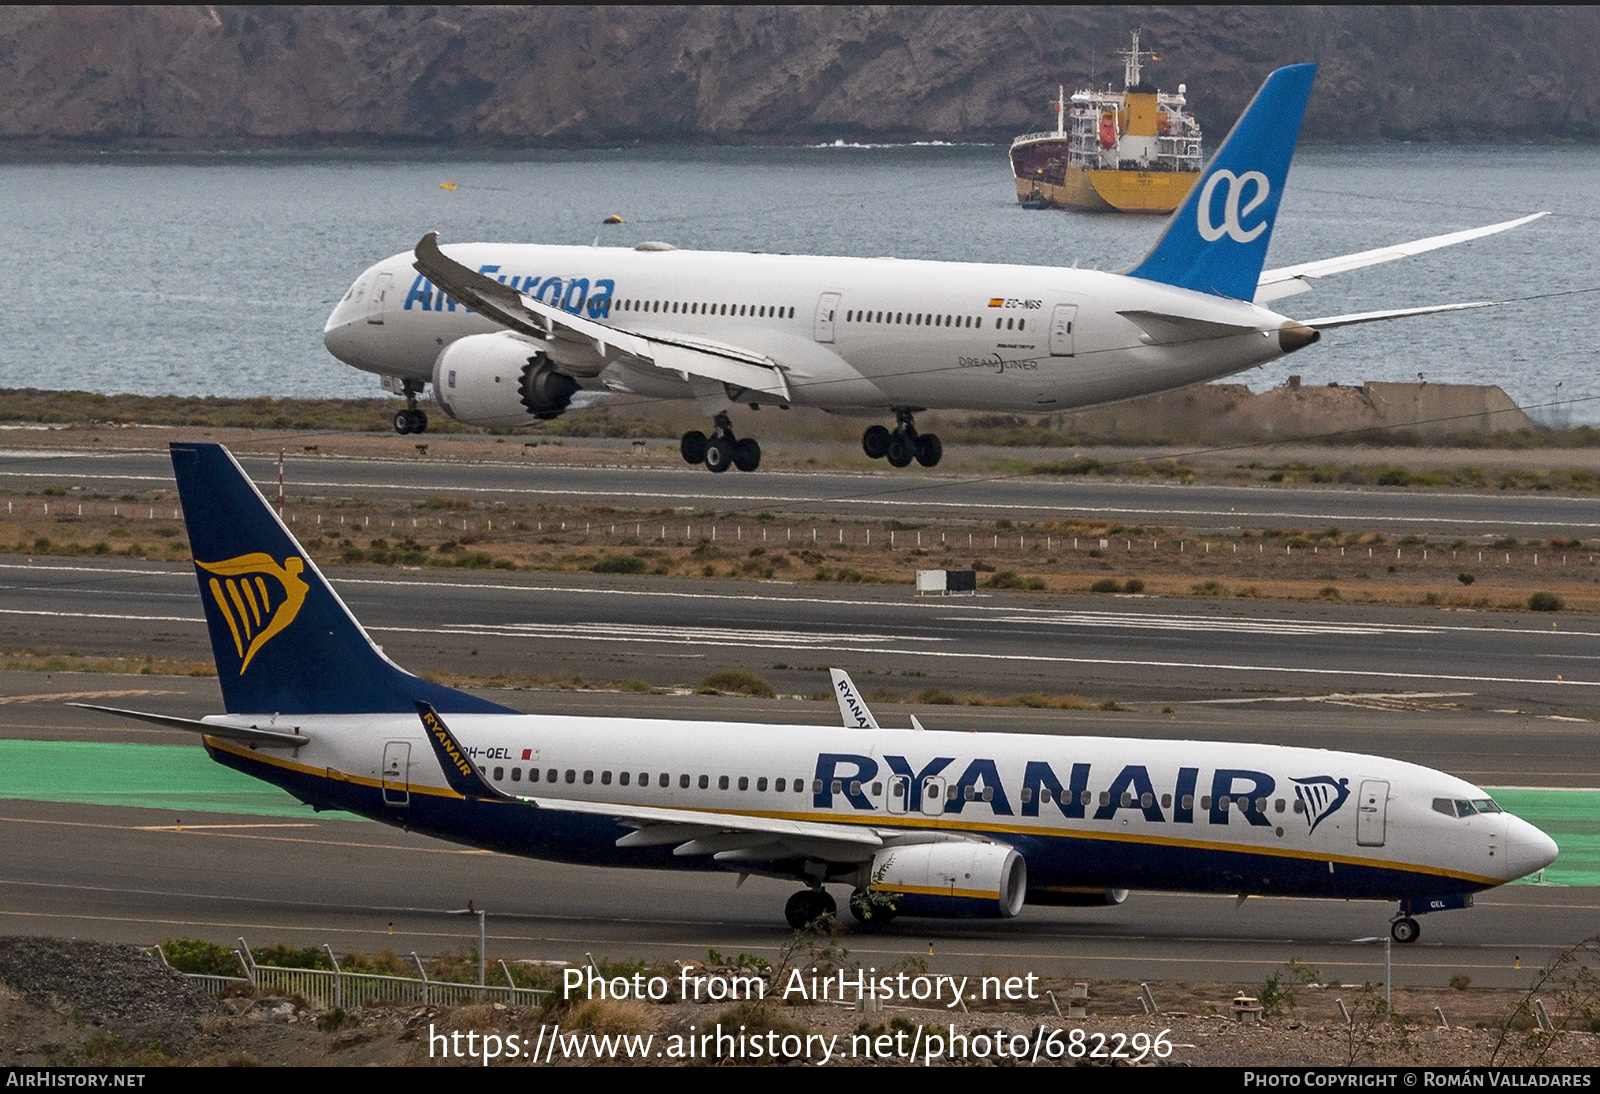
[196,553,310,673]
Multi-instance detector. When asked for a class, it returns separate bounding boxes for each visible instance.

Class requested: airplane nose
[323,318,362,366]
[1503,816,1559,881]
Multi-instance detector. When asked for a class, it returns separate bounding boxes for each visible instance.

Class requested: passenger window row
[1011,786,1299,815]
[485,765,834,794]
[843,309,1028,332]
[614,299,795,319]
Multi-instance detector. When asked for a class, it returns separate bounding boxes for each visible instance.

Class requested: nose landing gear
[392,380,429,435]
[681,413,760,473]
[862,411,940,468]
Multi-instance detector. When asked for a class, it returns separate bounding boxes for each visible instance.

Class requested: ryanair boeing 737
[323,63,1543,471]
[78,442,1557,941]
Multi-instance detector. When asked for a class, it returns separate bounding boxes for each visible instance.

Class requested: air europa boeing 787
[323,63,1543,472]
[78,442,1557,940]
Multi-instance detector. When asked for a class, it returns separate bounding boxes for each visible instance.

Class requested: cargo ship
[1010,31,1202,213]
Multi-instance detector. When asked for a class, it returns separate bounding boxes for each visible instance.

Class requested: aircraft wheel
[848,887,897,926]
[886,432,915,468]
[914,433,942,468]
[1390,917,1420,944]
[733,437,761,473]
[784,889,836,929]
[411,410,429,434]
[703,436,734,473]
[680,430,708,465]
[862,425,891,460]
[393,410,413,435]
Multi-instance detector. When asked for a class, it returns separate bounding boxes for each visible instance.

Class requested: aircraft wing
[412,232,791,400]
[416,702,912,864]
[69,704,310,747]
[1254,212,1548,304]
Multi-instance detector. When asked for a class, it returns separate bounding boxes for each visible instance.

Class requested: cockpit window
[1433,797,1502,818]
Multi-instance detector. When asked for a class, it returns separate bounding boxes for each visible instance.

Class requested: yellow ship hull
[1015,167,1199,214]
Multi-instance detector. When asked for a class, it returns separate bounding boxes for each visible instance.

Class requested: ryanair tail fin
[170,442,514,716]
[1127,63,1317,301]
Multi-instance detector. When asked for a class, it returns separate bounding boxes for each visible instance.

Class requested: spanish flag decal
[988,298,1005,308]
[196,553,311,673]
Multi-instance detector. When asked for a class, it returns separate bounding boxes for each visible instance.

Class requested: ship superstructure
[1010,31,1202,213]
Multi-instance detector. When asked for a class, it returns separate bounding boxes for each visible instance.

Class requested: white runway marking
[439,622,948,648]
[2,456,1596,527]
[365,622,1599,689]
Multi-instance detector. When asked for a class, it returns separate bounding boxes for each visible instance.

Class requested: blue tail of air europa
[1127,63,1317,302]
[170,442,514,716]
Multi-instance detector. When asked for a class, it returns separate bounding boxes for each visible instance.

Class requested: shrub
[1123,578,1145,593]
[987,570,1044,590]
[160,936,243,976]
[1090,577,1121,593]
[592,553,648,574]
[1317,586,1342,601]
[1192,580,1228,597]
[1458,572,1476,585]
[695,670,777,698]
[1528,591,1564,612]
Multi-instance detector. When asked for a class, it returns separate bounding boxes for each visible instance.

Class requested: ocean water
[0,144,1595,420]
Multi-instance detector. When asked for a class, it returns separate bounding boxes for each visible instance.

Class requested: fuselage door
[382,740,411,807]
[886,775,910,815]
[1049,303,1078,357]
[920,776,947,817]
[813,292,841,343]
[367,272,394,325]
[1356,779,1388,846]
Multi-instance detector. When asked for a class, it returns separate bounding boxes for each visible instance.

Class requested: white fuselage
[202,710,1556,902]
[323,244,1296,415]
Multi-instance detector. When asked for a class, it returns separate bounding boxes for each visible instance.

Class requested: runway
[2,557,1595,716]
[4,445,1599,537]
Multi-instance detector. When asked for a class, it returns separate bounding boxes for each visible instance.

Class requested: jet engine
[864,842,1027,919]
[431,332,580,428]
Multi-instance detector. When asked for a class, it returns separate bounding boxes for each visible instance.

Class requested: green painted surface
[1489,789,1600,887]
[0,739,360,820]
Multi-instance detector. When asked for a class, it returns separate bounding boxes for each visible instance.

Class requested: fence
[158,943,549,1009]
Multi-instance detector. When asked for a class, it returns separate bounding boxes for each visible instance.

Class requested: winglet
[416,701,516,802]
[830,669,880,729]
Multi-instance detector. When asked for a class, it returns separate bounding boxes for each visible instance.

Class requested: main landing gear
[680,412,760,473]
[1390,916,1420,944]
[784,888,837,929]
[393,380,429,435]
[863,410,941,469]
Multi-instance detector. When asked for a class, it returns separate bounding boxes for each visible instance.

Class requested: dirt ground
[1,938,1596,1067]
[4,424,1598,621]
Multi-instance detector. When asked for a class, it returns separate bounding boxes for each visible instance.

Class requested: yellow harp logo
[196,553,310,673]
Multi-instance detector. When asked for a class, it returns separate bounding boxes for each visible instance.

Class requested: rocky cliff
[2,6,1596,149]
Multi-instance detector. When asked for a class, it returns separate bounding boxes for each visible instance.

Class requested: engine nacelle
[1025,886,1129,907]
[866,842,1027,919]
[432,332,580,428]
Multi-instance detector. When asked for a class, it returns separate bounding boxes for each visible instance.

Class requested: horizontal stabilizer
[69,704,309,747]
[1299,301,1498,330]
[1255,213,1548,304]
[1118,310,1261,345]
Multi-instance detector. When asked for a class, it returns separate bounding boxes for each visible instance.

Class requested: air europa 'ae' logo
[1196,170,1270,244]
[196,553,310,673]
[1292,775,1350,834]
